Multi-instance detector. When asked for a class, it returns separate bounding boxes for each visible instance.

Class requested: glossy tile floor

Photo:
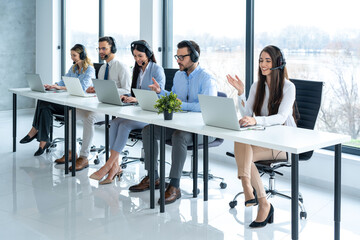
[0,109,359,240]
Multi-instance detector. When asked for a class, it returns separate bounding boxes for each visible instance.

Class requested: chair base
[229,178,307,219]
[182,170,227,189]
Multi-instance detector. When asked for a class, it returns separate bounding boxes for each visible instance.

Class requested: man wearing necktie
[55,36,131,171]
[104,63,109,80]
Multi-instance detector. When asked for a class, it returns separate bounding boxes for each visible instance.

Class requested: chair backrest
[164,68,178,91]
[290,79,323,160]
[94,63,104,79]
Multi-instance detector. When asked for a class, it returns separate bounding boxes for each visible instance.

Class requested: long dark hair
[131,40,157,93]
[253,45,289,116]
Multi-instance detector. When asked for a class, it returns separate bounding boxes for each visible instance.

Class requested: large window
[104,0,140,67]
[65,0,99,70]
[255,0,360,151]
[172,0,246,98]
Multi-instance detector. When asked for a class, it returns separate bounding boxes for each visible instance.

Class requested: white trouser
[68,109,103,158]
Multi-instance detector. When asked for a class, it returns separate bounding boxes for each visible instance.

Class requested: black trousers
[32,100,64,142]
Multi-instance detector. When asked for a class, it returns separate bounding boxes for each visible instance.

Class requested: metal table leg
[71,107,76,176]
[334,144,342,240]
[149,124,155,209]
[203,135,209,201]
[64,106,69,175]
[160,127,165,212]
[291,153,299,240]
[13,93,17,152]
[105,115,109,161]
[192,134,198,198]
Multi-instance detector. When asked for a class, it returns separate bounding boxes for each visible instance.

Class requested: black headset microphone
[270,64,285,71]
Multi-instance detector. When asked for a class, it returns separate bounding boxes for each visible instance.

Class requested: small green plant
[154,92,182,114]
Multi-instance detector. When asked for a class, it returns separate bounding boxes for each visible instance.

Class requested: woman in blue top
[89,40,165,184]
[19,44,95,156]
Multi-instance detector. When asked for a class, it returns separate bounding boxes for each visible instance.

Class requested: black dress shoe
[34,142,51,156]
[249,204,274,228]
[20,133,38,144]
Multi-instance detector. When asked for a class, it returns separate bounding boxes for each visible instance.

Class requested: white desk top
[10,88,351,154]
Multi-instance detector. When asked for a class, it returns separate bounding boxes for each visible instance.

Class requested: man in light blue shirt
[129,40,217,205]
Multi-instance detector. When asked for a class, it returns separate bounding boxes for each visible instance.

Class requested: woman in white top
[227,45,296,228]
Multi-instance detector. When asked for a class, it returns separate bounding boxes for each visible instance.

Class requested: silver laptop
[62,76,96,97]
[92,79,134,106]
[132,88,159,112]
[26,73,64,93]
[198,94,242,131]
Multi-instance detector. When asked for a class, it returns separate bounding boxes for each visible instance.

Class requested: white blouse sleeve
[237,82,257,117]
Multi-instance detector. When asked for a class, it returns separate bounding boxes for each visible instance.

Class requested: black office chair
[228,79,324,220]
[93,63,103,79]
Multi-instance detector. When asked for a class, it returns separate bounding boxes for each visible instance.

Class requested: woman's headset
[269,45,286,70]
[74,44,87,60]
[130,40,153,58]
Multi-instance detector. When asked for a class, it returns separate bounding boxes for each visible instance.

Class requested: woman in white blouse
[227,45,296,228]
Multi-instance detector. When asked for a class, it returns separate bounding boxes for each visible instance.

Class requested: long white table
[10,88,350,240]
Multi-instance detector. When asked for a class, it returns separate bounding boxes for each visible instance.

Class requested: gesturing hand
[226,74,245,96]
[148,77,161,94]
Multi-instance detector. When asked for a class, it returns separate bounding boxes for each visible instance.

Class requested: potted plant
[154,92,182,120]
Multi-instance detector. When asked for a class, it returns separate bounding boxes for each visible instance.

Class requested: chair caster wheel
[192,188,200,195]
[94,158,100,165]
[300,211,307,219]
[220,182,227,189]
[229,200,237,208]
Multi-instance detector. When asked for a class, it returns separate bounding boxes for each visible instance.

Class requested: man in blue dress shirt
[129,40,217,205]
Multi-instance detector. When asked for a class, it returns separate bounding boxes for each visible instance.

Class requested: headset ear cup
[110,37,117,53]
[146,49,152,58]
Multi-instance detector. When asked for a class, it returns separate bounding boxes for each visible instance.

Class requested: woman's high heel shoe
[249,204,274,228]
[99,169,123,185]
[245,188,258,207]
[89,165,111,180]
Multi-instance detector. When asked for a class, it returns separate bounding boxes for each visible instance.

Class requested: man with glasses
[129,40,217,205]
[86,36,131,93]
[55,36,131,171]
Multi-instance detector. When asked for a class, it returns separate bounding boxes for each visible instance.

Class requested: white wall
[36,0,61,84]
[0,0,36,110]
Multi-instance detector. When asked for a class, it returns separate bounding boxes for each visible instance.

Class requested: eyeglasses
[96,47,110,52]
[174,54,190,61]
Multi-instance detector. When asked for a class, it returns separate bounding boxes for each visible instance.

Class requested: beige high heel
[99,168,123,185]
[89,165,111,180]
